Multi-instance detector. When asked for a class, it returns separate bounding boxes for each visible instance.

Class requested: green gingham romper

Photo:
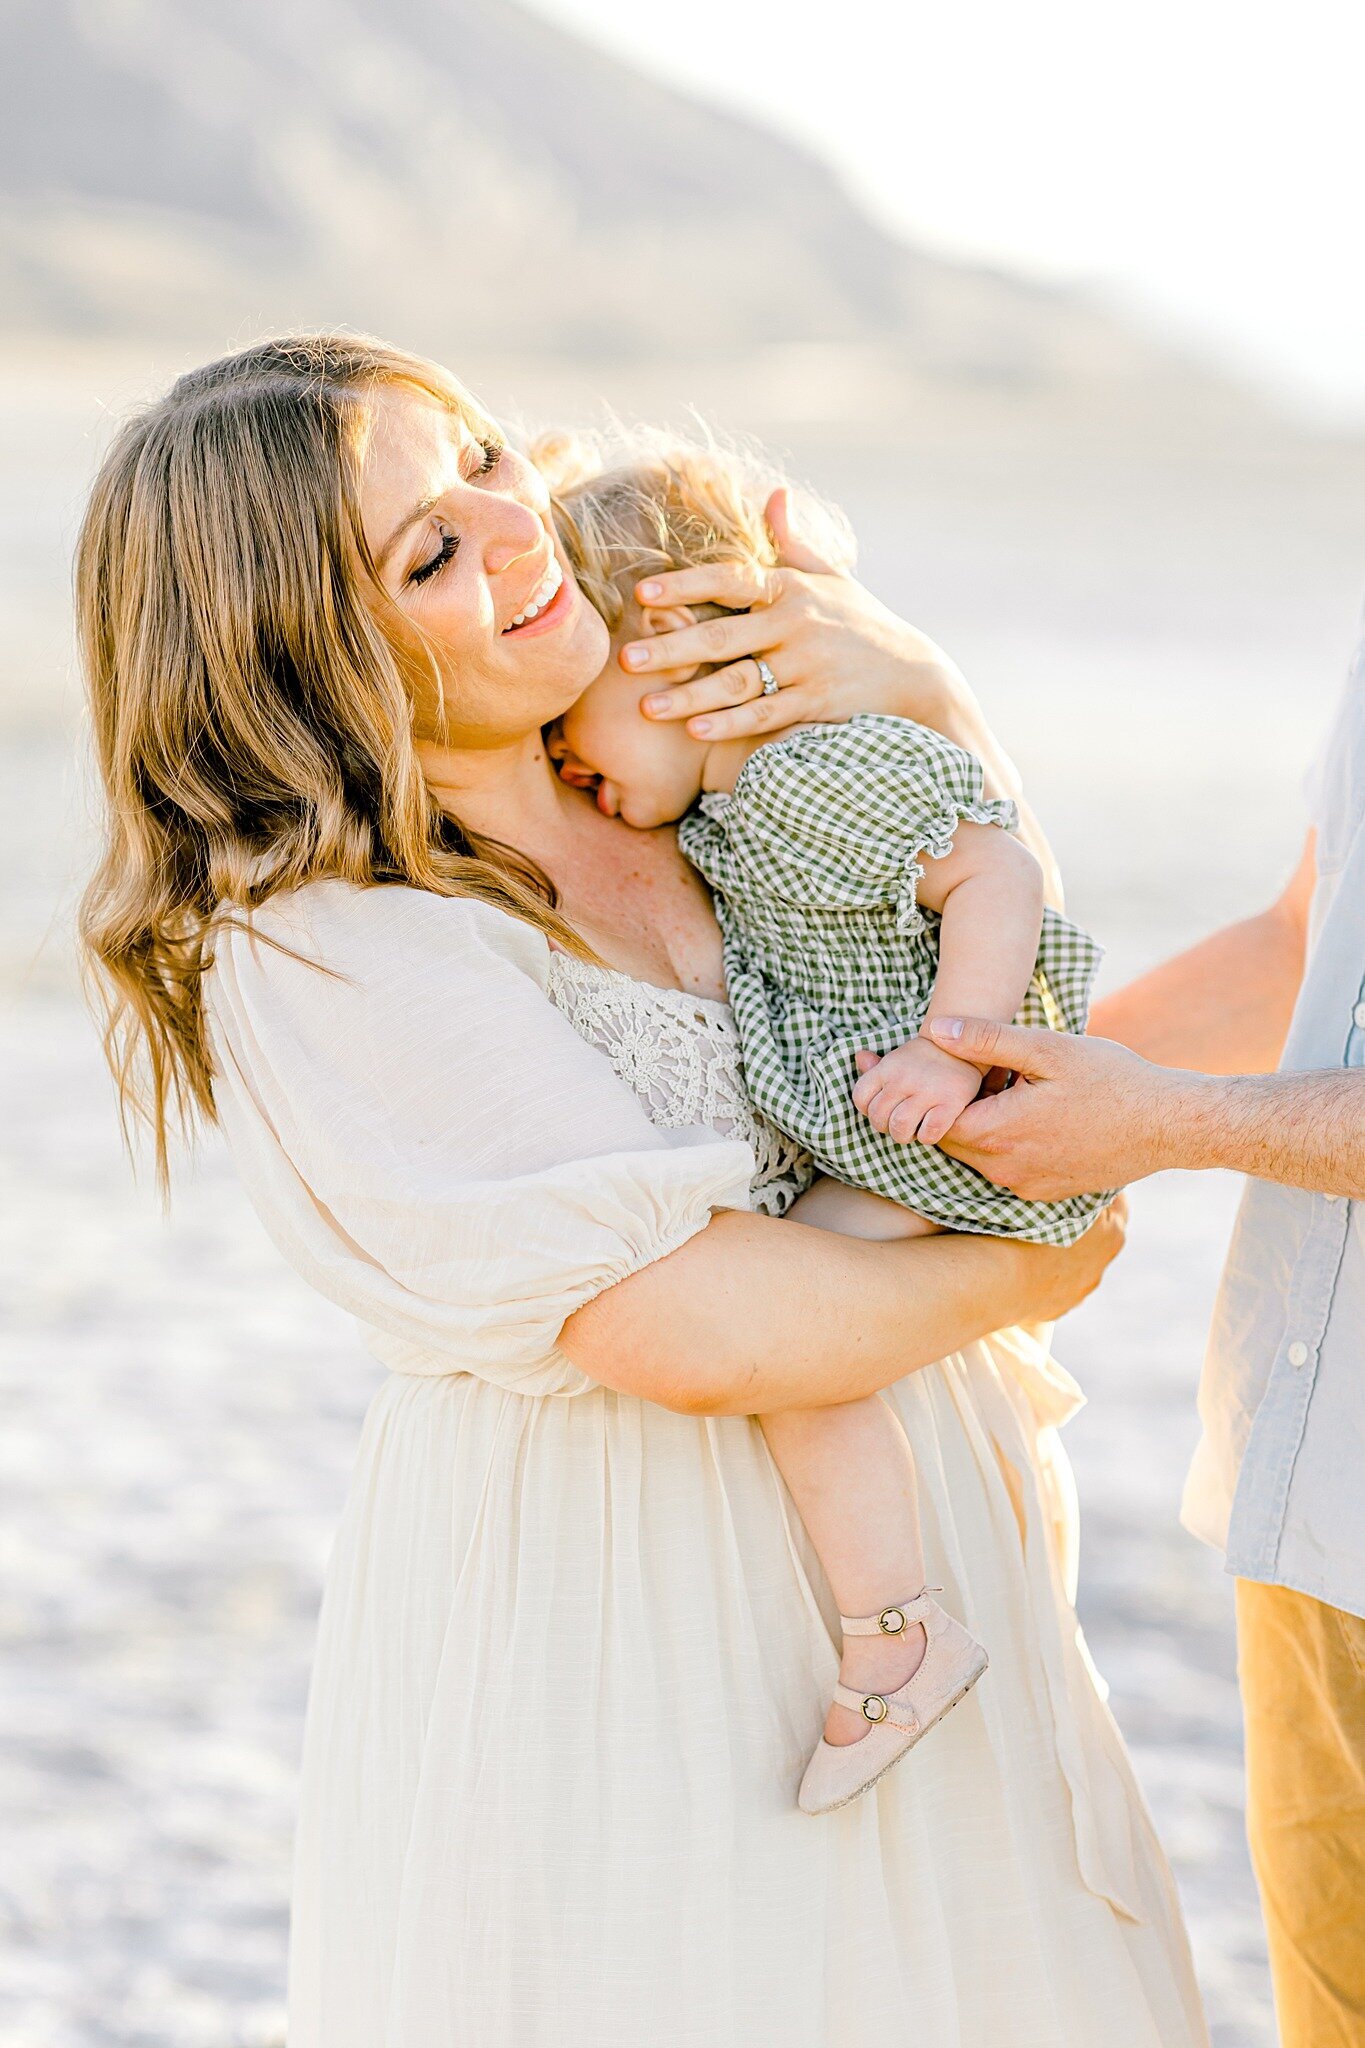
[677,714,1110,1246]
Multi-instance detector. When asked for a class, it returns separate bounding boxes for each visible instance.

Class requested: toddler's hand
[851,1038,984,1148]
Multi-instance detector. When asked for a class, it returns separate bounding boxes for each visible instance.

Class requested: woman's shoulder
[211,879,553,995]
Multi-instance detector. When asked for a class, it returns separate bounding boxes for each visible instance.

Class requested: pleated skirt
[287,1332,1208,2048]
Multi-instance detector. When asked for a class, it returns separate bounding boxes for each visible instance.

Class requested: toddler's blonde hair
[531,426,855,633]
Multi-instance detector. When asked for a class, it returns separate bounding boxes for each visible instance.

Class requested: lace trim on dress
[546,952,812,1217]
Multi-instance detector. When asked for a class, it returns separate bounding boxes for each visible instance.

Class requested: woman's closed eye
[407,441,504,585]
[410,530,458,586]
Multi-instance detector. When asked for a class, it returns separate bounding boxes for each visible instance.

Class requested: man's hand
[925,1018,1188,1197]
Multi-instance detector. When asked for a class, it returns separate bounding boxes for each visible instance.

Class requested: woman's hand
[629,488,974,746]
[1010,1195,1129,1325]
[632,487,1063,902]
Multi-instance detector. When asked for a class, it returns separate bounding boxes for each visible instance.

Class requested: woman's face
[359,381,609,744]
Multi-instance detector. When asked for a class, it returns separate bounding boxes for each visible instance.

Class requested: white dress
[205,879,1208,2048]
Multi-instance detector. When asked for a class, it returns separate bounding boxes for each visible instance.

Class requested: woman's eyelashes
[407,441,505,586]
[410,530,458,586]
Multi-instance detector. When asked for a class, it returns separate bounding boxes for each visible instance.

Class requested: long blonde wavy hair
[78,332,590,1187]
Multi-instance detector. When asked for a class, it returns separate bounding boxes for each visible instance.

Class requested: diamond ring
[755,658,780,698]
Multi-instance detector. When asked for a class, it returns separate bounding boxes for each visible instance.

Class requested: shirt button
[1353,1002,1365,1029]
[1287,1341,1310,1368]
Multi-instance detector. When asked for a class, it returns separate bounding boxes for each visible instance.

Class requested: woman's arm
[560,1198,1126,1416]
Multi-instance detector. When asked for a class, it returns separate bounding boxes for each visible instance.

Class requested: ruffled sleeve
[682,714,1017,935]
[205,881,756,1397]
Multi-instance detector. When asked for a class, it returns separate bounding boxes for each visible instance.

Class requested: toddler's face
[550,616,706,829]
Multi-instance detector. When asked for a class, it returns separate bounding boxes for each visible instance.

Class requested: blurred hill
[0,0,1251,414]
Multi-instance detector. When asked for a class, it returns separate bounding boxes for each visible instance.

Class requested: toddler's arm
[852,822,1045,1147]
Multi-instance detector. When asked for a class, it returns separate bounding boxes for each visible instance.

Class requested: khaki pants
[1237,1578,1365,2046]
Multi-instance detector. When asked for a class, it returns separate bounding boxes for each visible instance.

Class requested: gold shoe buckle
[878,1607,907,1634]
[862,1694,889,1723]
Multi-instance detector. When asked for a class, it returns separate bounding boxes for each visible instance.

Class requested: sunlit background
[3,3,1364,2042]
[536,0,1365,422]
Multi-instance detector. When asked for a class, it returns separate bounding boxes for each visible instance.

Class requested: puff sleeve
[205,881,756,1396]
[680,714,1018,936]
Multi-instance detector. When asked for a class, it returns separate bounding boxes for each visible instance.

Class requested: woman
[78,335,1207,2047]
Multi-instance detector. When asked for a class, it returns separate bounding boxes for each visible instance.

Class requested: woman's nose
[482,495,545,578]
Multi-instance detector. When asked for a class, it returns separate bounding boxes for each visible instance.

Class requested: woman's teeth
[503,557,563,631]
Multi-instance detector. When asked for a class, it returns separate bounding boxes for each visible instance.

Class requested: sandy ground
[4,355,1365,2046]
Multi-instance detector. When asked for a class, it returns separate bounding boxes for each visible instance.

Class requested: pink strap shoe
[798,1591,989,1815]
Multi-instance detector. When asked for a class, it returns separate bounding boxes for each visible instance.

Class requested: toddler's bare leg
[761,1396,931,1746]
[787,1177,943,1241]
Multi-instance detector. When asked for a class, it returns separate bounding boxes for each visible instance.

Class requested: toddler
[543,435,1110,1815]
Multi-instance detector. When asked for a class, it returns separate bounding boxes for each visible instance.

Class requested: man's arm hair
[1175,1066,1365,1197]
[1099,826,1359,1192]
[932,1016,1365,1202]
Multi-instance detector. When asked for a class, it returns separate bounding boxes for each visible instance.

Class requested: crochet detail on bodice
[546,952,812,1218]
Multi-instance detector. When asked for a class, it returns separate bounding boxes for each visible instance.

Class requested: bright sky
[528,0,1365,423]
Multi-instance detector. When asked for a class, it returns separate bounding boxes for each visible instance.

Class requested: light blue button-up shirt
[1183,624,1365,1618]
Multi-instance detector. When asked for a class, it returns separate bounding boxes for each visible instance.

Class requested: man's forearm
[1092,833,1314,1073]
[1092,908,1306,1074]
[1165,1067,1365,1197]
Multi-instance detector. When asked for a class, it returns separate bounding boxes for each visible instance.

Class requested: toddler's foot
[799,1592,989,1815]
[823,1618,927,1745]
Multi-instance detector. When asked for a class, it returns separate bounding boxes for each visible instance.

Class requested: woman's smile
[501,554,565,634]
[358,382,608,743]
